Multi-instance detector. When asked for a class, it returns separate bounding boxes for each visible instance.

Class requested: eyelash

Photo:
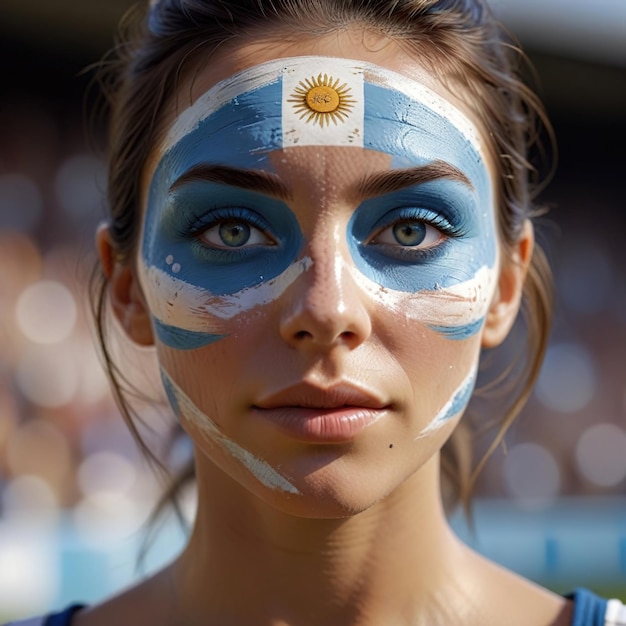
[175,206,276,262]
[368,207,465,243]
[177,206,270,238]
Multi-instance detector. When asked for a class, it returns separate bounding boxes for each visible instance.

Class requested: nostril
[294,330,311,341]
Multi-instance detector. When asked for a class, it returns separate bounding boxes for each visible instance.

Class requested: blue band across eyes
[141,59,496,350]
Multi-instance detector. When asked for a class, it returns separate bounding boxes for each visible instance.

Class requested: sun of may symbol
[288,73,355,127]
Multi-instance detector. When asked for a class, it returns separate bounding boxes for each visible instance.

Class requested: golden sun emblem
[288,73,355,127]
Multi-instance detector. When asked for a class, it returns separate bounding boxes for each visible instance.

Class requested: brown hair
[91,0,554,525]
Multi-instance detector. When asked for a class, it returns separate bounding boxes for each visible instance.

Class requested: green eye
[392,221,427,246]
[218,221,251,247]
[200,218,273,249]
[372,219,442,249]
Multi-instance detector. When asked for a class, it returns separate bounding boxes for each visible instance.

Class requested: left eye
[200,219,274,249]
[372,219,443,248]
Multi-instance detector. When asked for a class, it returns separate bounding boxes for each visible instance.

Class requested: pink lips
[253,382,389,443]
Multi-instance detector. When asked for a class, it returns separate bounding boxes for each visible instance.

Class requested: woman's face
[126,31,519,516]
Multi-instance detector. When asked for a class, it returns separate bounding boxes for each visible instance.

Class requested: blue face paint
[349,178,492,289]
[346,82,496,340]
[149,181,303,295]
[417,367,478,437]
[142,76,303,350]
[142,77,290,350]
[153,320,226,351]
[427,318,485,341]
[142,56,497,350]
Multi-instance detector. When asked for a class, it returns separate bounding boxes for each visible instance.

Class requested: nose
[279,236,372,351]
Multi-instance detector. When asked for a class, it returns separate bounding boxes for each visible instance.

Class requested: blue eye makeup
[176,206,277,262]
[146,181,303,296]
[348,178,493,293]
[141,57,499,351]
[367,206,464,258]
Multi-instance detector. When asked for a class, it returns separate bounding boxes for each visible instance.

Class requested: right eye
[200,219,274,249]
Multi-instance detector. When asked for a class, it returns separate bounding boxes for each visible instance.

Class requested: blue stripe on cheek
[427,318,484,341]
[153,319,227,351]
[161,370,181,418]
[439,369,477,423]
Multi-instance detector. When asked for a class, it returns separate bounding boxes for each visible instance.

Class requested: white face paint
[140,256,313,330]
[415,364,479,438]
[138,53,502,501]
[348,263,498,333]
[162,369,300,495]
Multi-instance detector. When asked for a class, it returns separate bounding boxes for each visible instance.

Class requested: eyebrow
[169,164,291,200]
[357,160,473,199]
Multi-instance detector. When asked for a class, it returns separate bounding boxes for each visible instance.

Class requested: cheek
[158,347,301,496]
[138,247,312,351]
[362,272,489,436]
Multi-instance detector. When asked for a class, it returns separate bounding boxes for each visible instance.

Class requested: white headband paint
[161,55,484,156]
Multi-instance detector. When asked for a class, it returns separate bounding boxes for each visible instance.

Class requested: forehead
[168,56,480,145]
[142,32,494,183]
[148,55,489,193]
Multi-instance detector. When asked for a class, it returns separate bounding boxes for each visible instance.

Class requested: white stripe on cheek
[415,364,478,438]
[140,257,313,331]
[162,370,300,495]
[349,264,499,328]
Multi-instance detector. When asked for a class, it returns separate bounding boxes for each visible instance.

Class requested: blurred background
[0,0,625,619]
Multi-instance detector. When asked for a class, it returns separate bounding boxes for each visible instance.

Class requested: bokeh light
[78,451,137,498]
[73,492,146,547]
[0,173,43,232]
[0,528,58,615]
[576,423,626,487]
[535,343,597,413]
[2,475,59,526]
[503,443,561,509]
[5,418,72,497]
[55,153,107,220]
[15,344,80,408]
[15,280,77,344]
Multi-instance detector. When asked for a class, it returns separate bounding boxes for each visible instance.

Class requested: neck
[173,453,471,626]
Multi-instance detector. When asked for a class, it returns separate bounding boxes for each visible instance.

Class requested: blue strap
[43,606,86,626]
[567,588,609,626]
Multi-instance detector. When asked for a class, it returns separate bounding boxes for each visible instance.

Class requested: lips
[252,381,390,443]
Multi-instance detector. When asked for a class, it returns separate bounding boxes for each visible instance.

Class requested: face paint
[140,179,306,349]
[347,263,497,337]
[415,365,478,438]
[141,56,496,354]
[161,369,300,495]
[140,56,499,457]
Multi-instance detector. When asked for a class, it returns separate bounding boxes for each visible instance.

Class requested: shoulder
[4,605,86,626]
[568,588,626,626]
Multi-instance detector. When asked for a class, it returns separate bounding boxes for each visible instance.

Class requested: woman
[8,0,625,624]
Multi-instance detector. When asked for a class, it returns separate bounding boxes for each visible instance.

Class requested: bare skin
[77,28,574,626]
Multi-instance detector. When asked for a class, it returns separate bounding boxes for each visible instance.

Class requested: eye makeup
[140,181,304,349]
[141,56,497,353]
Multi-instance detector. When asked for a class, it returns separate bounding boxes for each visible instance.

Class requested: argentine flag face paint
[139,54,500,453]
[140,55,497,354]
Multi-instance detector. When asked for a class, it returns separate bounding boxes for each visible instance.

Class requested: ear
[481,220,534,348]
[96,223,155,347]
